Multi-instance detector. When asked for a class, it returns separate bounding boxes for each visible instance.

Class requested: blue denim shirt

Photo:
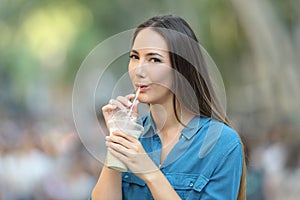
[121,113,243,200]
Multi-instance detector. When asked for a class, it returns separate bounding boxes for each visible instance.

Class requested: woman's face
[129,28,173,105]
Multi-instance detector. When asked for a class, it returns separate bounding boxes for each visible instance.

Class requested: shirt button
[189,182,194,187]
[124,175,129,178]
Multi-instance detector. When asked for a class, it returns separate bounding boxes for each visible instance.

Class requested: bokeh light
[0,0,299,199]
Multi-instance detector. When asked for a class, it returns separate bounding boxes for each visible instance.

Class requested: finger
[116,96,132,107]
[102,104,117,112]
[126,93,140,114]
[107,147,129,163]
[126,93,139,113]
[112,130,137,143]
[107,141,131,158]
[106,131,136,144]
[108,134,137,150]
[125,94,135,101]
[109,99,127,110]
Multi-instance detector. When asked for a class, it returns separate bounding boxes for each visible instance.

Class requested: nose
[134,63,146,78]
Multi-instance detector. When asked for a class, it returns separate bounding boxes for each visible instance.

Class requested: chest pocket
[122,172,148,200]
[122,172,146,186]
[166,173,209,199]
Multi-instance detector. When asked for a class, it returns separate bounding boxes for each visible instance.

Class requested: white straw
[128,87,140,118]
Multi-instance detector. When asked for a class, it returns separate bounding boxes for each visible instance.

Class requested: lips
[135,83,150,92]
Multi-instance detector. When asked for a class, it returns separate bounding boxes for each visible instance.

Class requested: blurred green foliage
[0,0,299,123]
[0,1,238,112]
[1,1,300,199]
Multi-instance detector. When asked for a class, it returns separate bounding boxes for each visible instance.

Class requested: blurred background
[1,0,300,199]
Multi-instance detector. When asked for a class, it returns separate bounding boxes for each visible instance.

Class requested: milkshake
[106,110,144,172]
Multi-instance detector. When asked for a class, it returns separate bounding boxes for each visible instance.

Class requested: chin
[138,95,152,104]
[138,98,150,104]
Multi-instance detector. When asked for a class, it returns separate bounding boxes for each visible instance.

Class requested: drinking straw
[127,87,140,118]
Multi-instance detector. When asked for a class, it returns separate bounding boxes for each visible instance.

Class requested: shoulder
[202,118,241,144]
[198,117,242,158]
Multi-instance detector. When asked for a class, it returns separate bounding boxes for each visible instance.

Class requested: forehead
[132,28,169,52]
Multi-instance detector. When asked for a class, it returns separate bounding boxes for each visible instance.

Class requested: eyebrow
[131,49,164,58]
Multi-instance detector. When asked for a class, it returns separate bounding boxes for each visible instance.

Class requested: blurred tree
[1,0,300,199]
[0,0,299,125]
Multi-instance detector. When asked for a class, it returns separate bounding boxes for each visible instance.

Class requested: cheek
[128,64,135,80]
[148,65,173,87]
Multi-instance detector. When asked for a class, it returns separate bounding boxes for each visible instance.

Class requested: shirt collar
[139,113,210,140]
[181,116,210,139]
[139,112,157,137]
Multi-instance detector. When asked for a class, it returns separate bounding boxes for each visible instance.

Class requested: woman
[91,14,246,199]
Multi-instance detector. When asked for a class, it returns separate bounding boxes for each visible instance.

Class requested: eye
[129,54,139,60]
[149,58,161,63]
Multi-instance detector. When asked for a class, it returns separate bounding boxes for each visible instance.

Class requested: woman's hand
[102,94,138,126]
[106,130,159,181]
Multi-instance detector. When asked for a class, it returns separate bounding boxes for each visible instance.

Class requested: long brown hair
[132,14,246,199]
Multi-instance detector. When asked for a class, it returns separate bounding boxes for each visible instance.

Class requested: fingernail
[128,101,133,106]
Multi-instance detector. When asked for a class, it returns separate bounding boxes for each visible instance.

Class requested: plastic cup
[106,110,144,172]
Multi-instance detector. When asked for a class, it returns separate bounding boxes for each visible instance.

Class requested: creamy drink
[106,111,144,172]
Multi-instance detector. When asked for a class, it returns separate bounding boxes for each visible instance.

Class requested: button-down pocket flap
[166,173,209,192]
[122,172,146,186]
[193,175,209,192]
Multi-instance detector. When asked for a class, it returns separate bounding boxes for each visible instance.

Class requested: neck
[150,98,194,137]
